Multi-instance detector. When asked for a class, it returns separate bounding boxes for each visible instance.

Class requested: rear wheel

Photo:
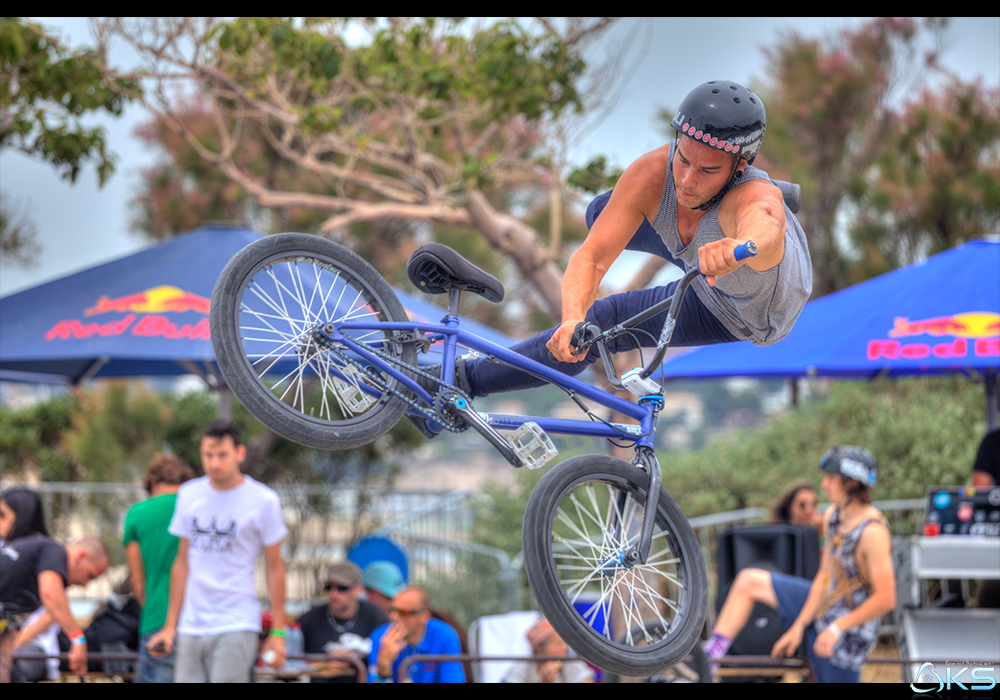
[522,455,708,677]
[210,233,416,450]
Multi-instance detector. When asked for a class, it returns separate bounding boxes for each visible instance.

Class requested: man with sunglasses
[297,562,387,683]
[369,586,465,683]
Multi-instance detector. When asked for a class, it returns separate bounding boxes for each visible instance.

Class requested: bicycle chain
[315,329,471,433]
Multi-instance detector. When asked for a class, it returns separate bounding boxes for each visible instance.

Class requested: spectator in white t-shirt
[145,420,289,682]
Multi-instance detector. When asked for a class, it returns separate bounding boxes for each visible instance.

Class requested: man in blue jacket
[369,586,464,683]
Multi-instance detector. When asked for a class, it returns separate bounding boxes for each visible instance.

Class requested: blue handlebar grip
[696,241,757,275]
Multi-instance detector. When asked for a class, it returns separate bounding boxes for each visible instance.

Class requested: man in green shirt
[123,454,194,683]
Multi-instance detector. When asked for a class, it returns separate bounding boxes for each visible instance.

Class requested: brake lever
[546,321,602,364]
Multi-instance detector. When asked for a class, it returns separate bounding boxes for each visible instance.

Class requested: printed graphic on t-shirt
[189,516,238,553]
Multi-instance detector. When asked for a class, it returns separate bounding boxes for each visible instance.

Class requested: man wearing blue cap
[363,561,405,617]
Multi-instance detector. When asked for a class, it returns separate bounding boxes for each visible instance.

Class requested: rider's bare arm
[703,179,787,284]
[548,154,665,362]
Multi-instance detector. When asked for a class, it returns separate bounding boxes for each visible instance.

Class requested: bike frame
[318,269,708,567]
[317,247,750,565]
[330,320,658,444]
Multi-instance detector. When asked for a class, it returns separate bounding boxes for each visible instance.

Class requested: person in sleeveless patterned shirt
[448,80,812,401]
[704,446,895,683]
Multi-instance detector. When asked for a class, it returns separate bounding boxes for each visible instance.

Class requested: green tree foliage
[0,392,78,481]
[848,78,1000,279]
[0,17,141,264]
[657,377,983,519]
[0,17,139,184]
[566,155,623,195]
[100,17,623,321]
[756,18,953,296]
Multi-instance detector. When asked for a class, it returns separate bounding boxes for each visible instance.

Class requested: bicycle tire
[210,233,417,450]
[522,455,708,677]
[603,622,713,683]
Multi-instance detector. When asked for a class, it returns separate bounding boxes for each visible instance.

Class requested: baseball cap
[326,561,363,587]
[363,561,405,598]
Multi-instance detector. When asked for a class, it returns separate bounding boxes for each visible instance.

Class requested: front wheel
[522,455,708,677]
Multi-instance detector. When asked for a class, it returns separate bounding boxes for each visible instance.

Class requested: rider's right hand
[546,319,588,363]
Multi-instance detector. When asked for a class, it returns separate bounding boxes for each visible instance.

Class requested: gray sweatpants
[175,631,258,683]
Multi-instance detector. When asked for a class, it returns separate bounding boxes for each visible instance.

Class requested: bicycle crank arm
[446,396,525,468]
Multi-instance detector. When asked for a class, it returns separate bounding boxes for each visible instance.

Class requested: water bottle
[287,623,306,669]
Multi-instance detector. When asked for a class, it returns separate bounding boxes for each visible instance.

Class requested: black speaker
[715,524,821,677]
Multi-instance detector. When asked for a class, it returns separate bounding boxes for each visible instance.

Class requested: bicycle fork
[607,446,661,569]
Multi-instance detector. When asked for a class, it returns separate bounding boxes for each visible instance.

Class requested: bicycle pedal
[507,422,558,470]
[332,365,377,413]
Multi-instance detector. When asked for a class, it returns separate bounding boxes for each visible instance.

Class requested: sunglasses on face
[390,606,425,618]
[324,582,354,592]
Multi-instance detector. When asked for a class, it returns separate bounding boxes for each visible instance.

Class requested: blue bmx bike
[209,233,756,675]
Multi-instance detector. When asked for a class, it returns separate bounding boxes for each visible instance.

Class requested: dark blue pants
[465,191,738,397]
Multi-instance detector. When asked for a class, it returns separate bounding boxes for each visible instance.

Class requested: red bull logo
[869,311,1000,361]
[888,312,1000,339]
[45,286,211,342]
[85,285,211,316]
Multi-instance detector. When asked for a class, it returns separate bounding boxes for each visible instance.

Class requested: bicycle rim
[213,236,414,445]
[524,457,707,674]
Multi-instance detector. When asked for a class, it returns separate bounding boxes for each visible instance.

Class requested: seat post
[447,287,462,317]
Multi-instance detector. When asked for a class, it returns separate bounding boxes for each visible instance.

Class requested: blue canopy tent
[0,226,518,414]
[657,239,1000,428]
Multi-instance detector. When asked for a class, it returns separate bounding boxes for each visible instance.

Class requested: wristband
[269,628,287,638]
[827,622,843,639]
[71,633,87,645]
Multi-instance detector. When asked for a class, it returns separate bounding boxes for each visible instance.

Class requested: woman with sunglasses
[296,561,387,683]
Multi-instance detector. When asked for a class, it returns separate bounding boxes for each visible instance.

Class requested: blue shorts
[770,572,861,683]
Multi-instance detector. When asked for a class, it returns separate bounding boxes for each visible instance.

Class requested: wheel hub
[598,548,636,578]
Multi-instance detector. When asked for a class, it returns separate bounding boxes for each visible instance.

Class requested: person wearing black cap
[296,561,388,683]
[705,446,896,683]
[418,80,811,413]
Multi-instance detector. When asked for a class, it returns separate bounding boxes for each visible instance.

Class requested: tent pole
[986,369,998,431]
[219,387,232,421]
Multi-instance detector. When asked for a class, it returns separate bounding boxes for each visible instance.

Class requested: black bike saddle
[406,243,505,303]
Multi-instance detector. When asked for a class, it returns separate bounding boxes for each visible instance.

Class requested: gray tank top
[650,140,812,345]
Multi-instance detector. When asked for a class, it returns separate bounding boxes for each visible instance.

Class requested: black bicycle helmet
[820,446,877,488]
[670,80,767,210]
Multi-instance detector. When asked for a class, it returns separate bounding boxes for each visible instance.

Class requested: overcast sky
[2,17,998,297]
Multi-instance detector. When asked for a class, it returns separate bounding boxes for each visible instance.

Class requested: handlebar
[548,240,758,386]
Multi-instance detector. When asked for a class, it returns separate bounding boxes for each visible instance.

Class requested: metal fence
[0,480,481,614]
[0,480,928,632]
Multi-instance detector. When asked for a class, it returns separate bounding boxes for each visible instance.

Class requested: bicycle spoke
[548,474,690,650]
